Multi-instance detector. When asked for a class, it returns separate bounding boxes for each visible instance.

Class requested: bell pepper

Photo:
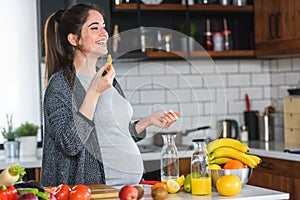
[0,185,18,200]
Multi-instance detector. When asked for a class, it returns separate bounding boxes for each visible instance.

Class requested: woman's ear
[67,33,78,47]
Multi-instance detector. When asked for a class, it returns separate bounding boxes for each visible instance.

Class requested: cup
[244,111,259,140]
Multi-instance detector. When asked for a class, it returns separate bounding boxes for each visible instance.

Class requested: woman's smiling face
[77,10,108,57]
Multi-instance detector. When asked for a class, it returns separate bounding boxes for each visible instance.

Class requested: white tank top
[77,73,143,187]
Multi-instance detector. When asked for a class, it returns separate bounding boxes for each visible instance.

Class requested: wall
[112,57,300,145]
[0,0,40,143]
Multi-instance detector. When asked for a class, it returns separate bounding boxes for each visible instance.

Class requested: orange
[216,175,242,196]
[151,182,167,191]
[223,160,245,169]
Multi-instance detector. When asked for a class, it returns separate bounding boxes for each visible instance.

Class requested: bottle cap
[223,30,232,35]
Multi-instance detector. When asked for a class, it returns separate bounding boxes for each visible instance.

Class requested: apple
[119,185,138,200]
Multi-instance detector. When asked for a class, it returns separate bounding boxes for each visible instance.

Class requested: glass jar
[213,32,224,51]
[160,133,179,182]
[191,139,211,195]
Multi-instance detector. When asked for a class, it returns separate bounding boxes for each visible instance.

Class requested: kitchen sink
[138,145,193,153]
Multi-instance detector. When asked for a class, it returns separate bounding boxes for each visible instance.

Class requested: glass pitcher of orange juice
[191,138,211,195]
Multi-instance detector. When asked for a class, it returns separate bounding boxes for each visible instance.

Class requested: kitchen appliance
[259,110,275,142]
[153,126,210,146]
[216,119,239,139]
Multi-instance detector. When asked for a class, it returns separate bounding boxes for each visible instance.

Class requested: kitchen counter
[111,184,289,200]
[0,141,300,170]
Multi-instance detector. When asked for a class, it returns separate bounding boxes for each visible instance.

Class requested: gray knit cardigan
[41,69,146,187]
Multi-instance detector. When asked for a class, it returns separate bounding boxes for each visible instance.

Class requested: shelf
[189,4,253,12]
[146,49,255,58]
[115,3,253,12]
[115,3,185,11]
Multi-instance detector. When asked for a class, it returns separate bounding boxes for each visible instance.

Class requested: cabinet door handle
[275,12,282,38]
[269,14,275,39]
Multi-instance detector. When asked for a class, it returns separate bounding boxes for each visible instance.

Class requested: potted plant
[15,122,39,156]
[1,114,20,158]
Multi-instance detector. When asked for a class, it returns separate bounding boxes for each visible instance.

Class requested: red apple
[119,185,138,200]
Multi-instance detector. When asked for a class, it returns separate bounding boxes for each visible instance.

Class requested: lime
[166,179,181,194]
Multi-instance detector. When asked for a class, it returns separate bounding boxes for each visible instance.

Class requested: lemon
[166,179,181,194]
[208,164,222,170]
[175,175,185,186]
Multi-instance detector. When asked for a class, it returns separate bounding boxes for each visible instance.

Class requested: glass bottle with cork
[191,138,211,195]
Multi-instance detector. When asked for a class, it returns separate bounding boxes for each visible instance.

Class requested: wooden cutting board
[87,184,119,199]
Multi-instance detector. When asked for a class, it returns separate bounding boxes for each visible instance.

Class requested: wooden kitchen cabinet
[248,156,300,200]
[254,0,300,57]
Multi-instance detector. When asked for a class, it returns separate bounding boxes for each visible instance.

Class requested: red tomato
[70,184,91,200]
[54,184,71,200]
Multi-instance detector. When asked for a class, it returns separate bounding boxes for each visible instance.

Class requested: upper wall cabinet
[110,1,255,59]
[254,0,300,58]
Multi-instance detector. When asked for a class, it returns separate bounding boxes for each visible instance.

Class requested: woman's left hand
[149,110,180,128]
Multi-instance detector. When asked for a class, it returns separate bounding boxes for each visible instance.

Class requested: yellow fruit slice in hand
[166,179,181,194]
[107,54,112,70]
[175,175,185,186]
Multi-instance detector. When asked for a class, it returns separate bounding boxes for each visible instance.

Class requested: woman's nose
[101,29,108,39]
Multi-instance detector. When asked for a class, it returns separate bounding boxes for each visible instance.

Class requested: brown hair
[44,3,104,87]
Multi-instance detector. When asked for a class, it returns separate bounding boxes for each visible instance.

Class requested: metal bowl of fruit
[209,168,253,188]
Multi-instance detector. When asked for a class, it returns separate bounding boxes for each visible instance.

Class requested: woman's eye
[91,27,98,30]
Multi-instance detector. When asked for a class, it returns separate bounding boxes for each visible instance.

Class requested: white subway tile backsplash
[251,73,270,86]
[240,87,263,99]
[239,60,262,73]
[228,74,250,87]
[218,88,239,102]
[271,73,285,85]
[114,62,139,76]
[285,72,300,85]
[203,74,227,88]
[228,101,246,113]
[213,60,238,74]
[191,88,215,102]
[126,76,152,90]
[166,89,191,103]
[140,90,166,104]
[153,76,178,89]
[252,100,271,113]
[263,86,272,99]
[204,101,226,115]
[277,59,292,72]
[180,102,203,116]
[165,61,190,74]
[139,61,165,75]
[292,58,300,70]
[178,75,203,88]
[190,60,215,74]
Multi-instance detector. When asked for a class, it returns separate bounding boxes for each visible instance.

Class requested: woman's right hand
[90,64,115,95]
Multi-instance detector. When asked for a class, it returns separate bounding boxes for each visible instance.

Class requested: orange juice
[191,177,212,195]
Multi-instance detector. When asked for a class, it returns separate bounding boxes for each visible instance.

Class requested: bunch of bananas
[207,138,261,168]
